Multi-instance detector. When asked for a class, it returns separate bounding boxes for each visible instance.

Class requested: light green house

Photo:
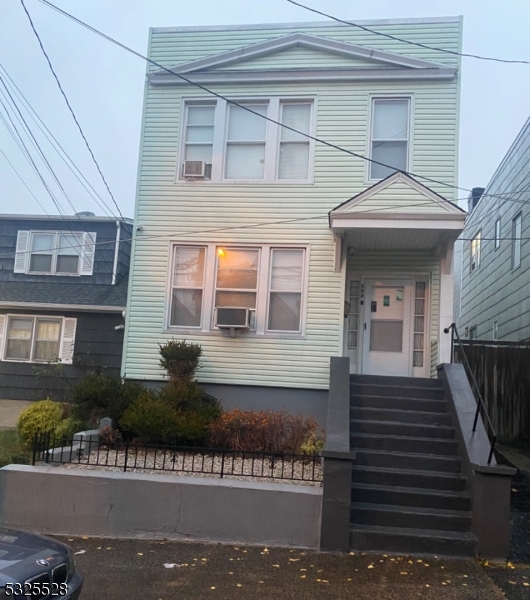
[122,17,466,423]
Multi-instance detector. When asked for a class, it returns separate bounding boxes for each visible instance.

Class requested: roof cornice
[148,32,456,86]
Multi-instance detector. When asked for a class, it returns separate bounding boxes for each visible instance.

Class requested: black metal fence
[32,434,322,483]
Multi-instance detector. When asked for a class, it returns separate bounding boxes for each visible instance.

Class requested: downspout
[111,220,121,285]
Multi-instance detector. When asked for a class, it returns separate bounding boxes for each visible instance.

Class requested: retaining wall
[0,465,322,549]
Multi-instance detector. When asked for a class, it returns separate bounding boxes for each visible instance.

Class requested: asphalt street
[57,536,511,600]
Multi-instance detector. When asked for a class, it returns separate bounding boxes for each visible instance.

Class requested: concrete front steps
[349,374,477,557]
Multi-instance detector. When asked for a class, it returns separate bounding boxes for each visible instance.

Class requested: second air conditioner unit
[183,160,206,178]
[215,307,250,332]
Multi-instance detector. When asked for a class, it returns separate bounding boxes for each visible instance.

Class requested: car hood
[0,528,69,586]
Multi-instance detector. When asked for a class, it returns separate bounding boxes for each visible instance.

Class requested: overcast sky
[0,0,529,218]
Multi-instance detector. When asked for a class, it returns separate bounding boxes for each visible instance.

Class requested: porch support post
[333,233,343,272]
[320,357,356,552]
[438,240,454,364]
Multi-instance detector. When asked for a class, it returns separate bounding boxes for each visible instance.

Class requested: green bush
[54,418,88,442]
[70,372,145,426]
[159,340,202,382]
[17,400,65,448]
[120,392,182,445]
[0,429,31,467]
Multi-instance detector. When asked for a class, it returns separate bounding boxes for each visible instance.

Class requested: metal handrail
[444,323,497,464]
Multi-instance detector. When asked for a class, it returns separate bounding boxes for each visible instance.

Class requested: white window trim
[26,231,83,277]
[165,242,310,338]
[2,314,63,364]
[366,93,414,184]
[175,96,317,185]
[512,212,522,271]
[494,218,501,250]
[470,230,481,273]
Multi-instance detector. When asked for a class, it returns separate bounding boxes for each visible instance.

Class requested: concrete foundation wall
[0,466,322,549]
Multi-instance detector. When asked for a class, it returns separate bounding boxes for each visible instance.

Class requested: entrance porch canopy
[329,172,466,271]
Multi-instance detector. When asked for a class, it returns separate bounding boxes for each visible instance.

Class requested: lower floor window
[5,317,61,362]
[169,243,308,334]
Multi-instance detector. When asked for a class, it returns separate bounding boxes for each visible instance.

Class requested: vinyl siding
[459,117,530,341]
[342,180,455,214]
[123,20,460,389]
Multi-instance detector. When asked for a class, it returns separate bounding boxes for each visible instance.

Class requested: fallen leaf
[234,547,239,550]
[259,581,264,584]
[242,550,248,554]
[349,552,355,556]
[347,578,352,581]
[300,568,307,571]
[408,560,413,564]
[263,548,269,552]
[300,575,306,579]
[400,572,408,575]
[210,586,216,590]
[321,580,329,583]
[81,536,88,540]
[137,553,143,556]
[523,583,530,587]
[507,561,516,569]
[201,558,207,562]
[417,559,423,563]
[272,564,280,568]
[163,563,181,569]
[229,572,233,575]
[68,539,74,542]
[368,565,374,569]
[424,564,429,567]
[442,582,447,586]
[236,583,242,587]
[316,578,321,582]
[106,547,112,550]
[74,550,86,555]
[317,569,323,573]
[97,547,102,550]
[425,584,430,588]
[289,558,300,562]
[508,581,517,585]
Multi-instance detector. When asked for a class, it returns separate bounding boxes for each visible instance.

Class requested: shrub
[70,372,145,426]
[207,409,319,454]
[17,399,64,448]
[120,392,183,445]
[159,340,202,382]
[99,425,123,447]
[53,417,88,442]
[0,429,31,467]
[158,383,221,417]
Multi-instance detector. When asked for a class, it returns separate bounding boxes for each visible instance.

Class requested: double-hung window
[494,219,501,250]
[512,212,522,269]
[369,97,411,180]
[168,244,307,335]
[4,316,61,362]
[470,231,481,273]
[179,98,315,183]
[15,230,95,276]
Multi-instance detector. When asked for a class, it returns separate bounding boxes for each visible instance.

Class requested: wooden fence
[455,340,530,442]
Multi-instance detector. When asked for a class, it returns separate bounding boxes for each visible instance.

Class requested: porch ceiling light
[217,248,225,257]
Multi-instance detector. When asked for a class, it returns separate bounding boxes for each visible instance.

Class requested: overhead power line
[0,64,116,219]
[285,0,530,65]
[36,0,529,209]
[20,0,125,222]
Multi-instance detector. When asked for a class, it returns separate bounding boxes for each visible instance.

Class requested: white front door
[362,279,413,376]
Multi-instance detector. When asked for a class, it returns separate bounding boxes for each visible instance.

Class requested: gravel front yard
[57,447,322,486]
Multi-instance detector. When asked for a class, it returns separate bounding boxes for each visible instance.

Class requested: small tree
[159,340,202,383]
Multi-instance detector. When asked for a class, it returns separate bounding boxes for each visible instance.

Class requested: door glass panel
[370,320,404,352]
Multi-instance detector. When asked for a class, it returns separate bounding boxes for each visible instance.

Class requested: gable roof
[148,32,457,85]
[331,171,466,218]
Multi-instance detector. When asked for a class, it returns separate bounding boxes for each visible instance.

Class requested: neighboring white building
[122,17,465,420]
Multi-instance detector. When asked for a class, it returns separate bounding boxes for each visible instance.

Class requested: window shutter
[80,232,96,275]
[60,318,77,364]
[0,314,6,358]
[14,231,30,273]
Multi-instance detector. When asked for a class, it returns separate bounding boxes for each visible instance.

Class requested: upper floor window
[494,219,501,250]
[168,244,308,335]
[14,230,96,276]
[512,212,522,269]
[470,231,481,273]
[369,97,411,181]
[179,98,315,183]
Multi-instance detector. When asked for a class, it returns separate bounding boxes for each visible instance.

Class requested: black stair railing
[444,323,497,464]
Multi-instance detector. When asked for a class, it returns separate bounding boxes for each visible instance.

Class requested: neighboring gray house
[457,116,530,340]
[0,213,133,402]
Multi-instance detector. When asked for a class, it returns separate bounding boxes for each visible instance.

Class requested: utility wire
[0,204,528,262]
[285,0,530,65]
[36,0,530,208]
[0,101,68,216]
[0,64,115,219]
[20,0,125,222]
[0,78,78,215]
[0,147,50,215]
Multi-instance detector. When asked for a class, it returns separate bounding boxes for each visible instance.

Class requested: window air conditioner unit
[215,307,250,330]
[183,160,206,178]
